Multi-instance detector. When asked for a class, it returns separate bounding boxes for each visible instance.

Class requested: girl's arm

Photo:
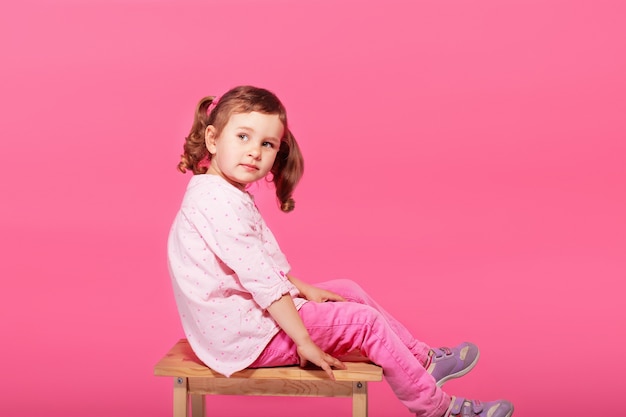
[287,275,346,303]
[266,294,346,380]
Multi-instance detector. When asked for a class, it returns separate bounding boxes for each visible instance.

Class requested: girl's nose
[248,144,262,159]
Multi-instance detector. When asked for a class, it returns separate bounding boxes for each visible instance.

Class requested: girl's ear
[205,126,218,155]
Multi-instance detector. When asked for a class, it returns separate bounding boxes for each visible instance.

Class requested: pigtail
[177,96,218,174]
[272,129,304,212]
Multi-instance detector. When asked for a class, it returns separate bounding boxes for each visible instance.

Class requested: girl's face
[205,111,284,190]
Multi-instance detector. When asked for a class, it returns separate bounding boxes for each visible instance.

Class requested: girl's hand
[287,275,346,303]
[301,285,346,303]
[266,295,345,380]
[296,339,347,380]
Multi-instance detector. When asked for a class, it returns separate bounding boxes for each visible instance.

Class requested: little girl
[167,85,514,417]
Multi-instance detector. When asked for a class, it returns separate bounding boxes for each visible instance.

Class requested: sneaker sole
[436,349,480,387]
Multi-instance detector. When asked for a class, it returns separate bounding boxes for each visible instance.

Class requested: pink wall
[1,1,624,416]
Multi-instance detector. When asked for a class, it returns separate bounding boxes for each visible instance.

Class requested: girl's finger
[325,292,346,302]
[321,361,336,381]
[334,357,347,370]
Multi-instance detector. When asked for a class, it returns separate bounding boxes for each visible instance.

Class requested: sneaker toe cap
[486,400,514,417]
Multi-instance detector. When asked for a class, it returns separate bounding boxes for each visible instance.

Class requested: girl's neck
[205,169,247,192]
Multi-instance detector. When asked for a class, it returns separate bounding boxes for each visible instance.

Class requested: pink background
[1,1,624,416]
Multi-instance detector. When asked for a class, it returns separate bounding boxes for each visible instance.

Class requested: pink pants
[250,279,451,417]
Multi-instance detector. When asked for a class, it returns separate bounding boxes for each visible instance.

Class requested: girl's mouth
[241,164,258,171]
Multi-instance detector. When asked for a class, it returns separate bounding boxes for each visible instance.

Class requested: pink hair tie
[207,95,220,115]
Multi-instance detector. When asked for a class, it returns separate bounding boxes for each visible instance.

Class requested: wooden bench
[154,339,383,417]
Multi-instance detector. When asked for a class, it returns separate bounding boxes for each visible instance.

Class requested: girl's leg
[315,279,431,365]
[251,299,451,417]
[318,280,480,387]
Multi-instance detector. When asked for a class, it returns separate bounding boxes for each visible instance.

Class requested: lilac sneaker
[427,342,480,386]
[446,397,514,417]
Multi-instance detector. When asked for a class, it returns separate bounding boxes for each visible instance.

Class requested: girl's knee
[357,303,383,322]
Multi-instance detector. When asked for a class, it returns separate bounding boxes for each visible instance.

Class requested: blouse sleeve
[181,185,294,310]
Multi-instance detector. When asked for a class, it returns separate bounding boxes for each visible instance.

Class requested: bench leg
[173,377,188,417]
[352,381,368,417]
[191,394,206,417]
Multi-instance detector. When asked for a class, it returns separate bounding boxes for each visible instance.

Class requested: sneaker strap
[450,398,484,416]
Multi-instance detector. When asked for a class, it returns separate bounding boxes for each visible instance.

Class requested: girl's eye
[262,141,275,148]
[238,134,249,141]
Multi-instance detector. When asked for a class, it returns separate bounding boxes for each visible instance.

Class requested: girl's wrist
[293,334,313,347]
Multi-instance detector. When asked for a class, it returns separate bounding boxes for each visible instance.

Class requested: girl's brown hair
[177,85,304,212]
